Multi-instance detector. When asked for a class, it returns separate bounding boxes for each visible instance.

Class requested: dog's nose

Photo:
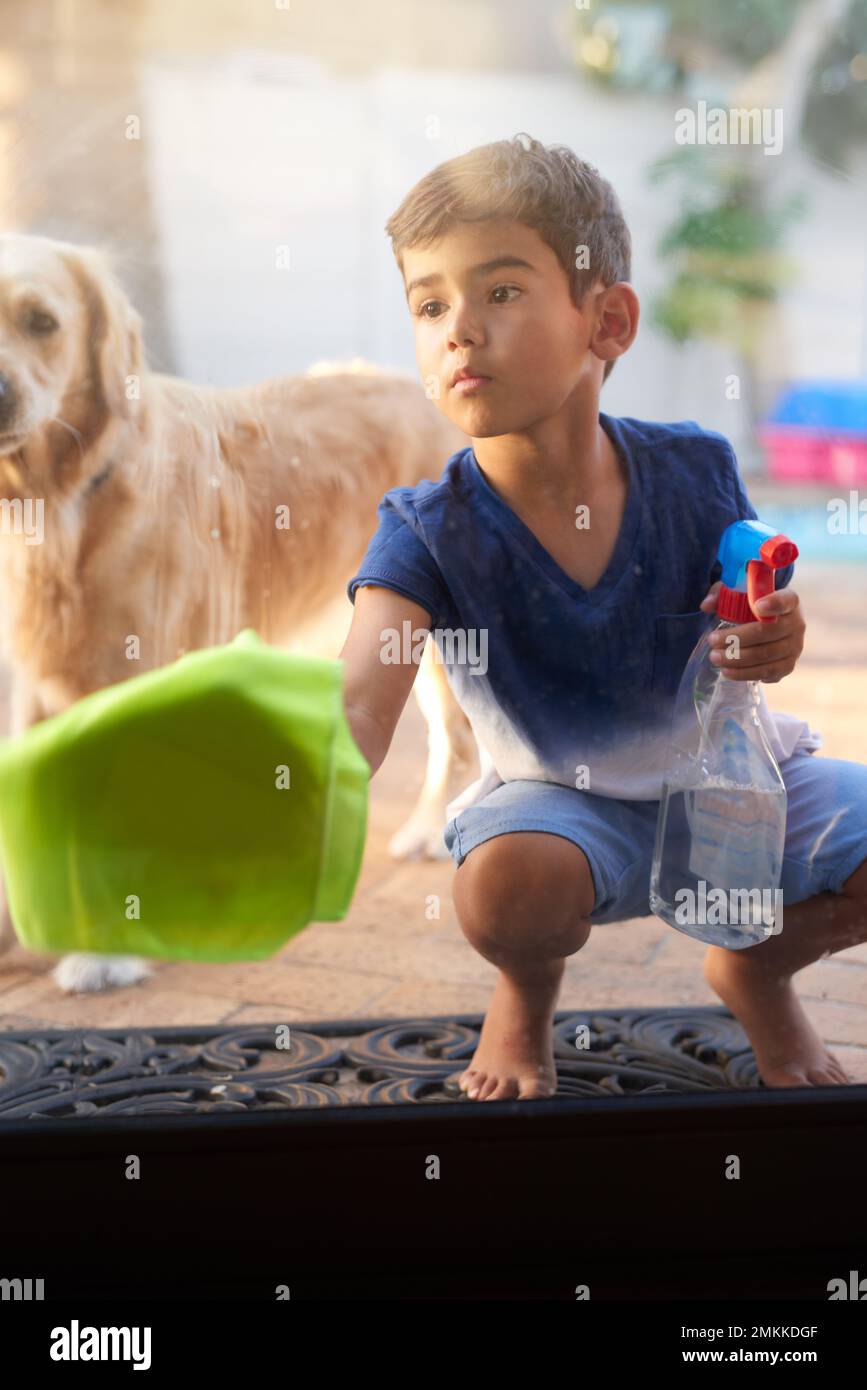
[0,372,18,432]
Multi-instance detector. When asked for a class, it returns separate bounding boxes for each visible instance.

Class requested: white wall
[143,49,867,476]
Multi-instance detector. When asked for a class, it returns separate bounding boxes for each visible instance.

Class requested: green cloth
[0,629,369,961]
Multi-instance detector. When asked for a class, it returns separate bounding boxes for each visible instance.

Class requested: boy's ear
[592,282,639,368]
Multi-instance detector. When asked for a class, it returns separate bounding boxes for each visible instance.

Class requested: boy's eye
[489,284,520,304]
[415,284,521,319]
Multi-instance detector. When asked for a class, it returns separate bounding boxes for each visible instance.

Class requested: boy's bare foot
[703,947,851,1088]
[455,959,564,1101]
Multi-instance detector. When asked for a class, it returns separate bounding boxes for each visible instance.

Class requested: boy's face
[402,218,609,438]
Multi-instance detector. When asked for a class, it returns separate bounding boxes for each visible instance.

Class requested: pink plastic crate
[760,426,867,485]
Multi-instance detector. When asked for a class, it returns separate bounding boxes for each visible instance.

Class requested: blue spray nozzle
[716,520,798,624]
[718,519,797,589]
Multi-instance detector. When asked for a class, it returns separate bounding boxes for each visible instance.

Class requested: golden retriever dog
[0,233,477,994]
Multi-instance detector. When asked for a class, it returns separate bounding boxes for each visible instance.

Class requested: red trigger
[746,559,776,622]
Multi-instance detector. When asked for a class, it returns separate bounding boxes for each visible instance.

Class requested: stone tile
[797,959,867,1007]
[312,872,457,940]
[648,928,714,966]
[0,972,67,1020]
[220,1003,312,1028]
[0,948,58,983]
[285,926,498,989]
[150,957,303,1001]
[422,938,501,986]
[0,1013,47,1030]
[582,918,678,965]
[0,977,243,1029]
[833,1046,867,1085]
[297,927,432,974]
[560,963,717,1010]
[790,1000,867,1047]
[835,943,867,967]
[345,836,452,904]
[0,960,409,1025]
[153,958,402,1016]
[357,979,494,1020]
[0,964,57,997]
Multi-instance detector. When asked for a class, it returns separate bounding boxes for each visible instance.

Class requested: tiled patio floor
[0,559,865,1085]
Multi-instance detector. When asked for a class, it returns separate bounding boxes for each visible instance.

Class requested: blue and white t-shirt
[346,413,821,813]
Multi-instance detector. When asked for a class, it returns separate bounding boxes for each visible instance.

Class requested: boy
[339,133,867,1100]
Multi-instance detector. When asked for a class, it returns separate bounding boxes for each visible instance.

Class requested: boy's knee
[453,830,595,958]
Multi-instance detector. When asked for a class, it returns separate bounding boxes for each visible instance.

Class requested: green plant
[647,147,807,357]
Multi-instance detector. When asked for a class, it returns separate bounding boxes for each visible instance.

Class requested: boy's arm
[339,585,433,777]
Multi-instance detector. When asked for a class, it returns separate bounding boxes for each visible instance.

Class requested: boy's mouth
[451,363,489,384]
[451,365,492,393]
[453,376,492,395]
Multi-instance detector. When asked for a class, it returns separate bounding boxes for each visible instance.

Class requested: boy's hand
[698,582,805,683]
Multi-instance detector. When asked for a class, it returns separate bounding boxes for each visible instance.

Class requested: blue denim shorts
[442,751,867,924]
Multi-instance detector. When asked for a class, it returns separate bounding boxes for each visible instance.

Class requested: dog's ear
[60,244,145,423]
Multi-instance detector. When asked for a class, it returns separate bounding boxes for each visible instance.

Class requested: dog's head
[0,233,144,490]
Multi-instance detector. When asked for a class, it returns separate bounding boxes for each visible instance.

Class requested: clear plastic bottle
[649,521,799,949]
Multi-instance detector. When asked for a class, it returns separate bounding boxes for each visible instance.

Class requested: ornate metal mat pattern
[0,1006,761,1118]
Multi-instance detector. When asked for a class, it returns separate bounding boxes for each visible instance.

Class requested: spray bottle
[649,520,799,948]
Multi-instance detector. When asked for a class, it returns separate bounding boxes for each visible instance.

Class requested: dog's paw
[388,815,451,862]
[52,953,154,995]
